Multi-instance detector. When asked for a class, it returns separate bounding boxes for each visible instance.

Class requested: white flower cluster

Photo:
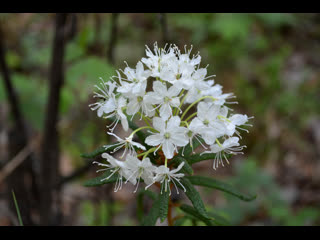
[89,42,252,194]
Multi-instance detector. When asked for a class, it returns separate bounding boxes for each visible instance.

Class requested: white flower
[190,101,226,145]
[104,96,129,132]
[89,80,117,117]
[201,137,246,170]
[124,84,155,118]
[182,67,214,104]
[107,132,146,158]
[159,56,194,89]
[145,116,188,159]
[202,84,237,105]
[123,155,157,192]
[141,42,176,77]
[182,120,208,155]
[93,153,130,192]
[144,81,181,120]
[117,61,151,96]
[145,162,186,196]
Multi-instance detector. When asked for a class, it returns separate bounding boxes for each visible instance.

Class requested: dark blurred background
[0,13,320,226]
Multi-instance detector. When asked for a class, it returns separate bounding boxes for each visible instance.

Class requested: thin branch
[0,135,40,184]
[107,13,119,65]
[0,23,26,136]
[159,13,170,44]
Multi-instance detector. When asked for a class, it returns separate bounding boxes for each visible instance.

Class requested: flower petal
[145,134,163,146]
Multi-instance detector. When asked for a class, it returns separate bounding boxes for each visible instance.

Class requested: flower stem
[129,126,157,139]
[180,96,217,121]
[184,111,197,122]
[137,147,157,160]
[215,138,223,148]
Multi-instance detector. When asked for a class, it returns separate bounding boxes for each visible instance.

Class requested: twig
[159,13,170,44]
[0,135,40,184]
[107,13,119,65]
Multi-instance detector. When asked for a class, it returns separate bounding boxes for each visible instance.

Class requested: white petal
[229,114,248,126]
[144,92,163,105]
[159,103,172,121]
[145,134,163,146]
[223,137,240,148]
[152,117,165,132]
[121,117,129,132]
[162,139,174,159]
[126,98,140,116]
[170,97,180,108]
[167,85,180,97]
[170,132,188,147]
[131,141,146,150]
[153,81,167,96]
[167,116,181,130]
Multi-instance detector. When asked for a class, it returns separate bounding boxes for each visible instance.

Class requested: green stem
[180,96,217,121]
[215,138,223,148]
[140,147,158,160]
[181,121,189,127]
[217,115,231,123]
[129,126,157,139]
[184,111,197,123]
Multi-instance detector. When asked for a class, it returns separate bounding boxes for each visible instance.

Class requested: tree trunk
[39,13,69,225]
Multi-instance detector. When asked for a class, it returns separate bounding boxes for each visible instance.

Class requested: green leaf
[180,204,214,226]
[12,190,23,226]
[179,178,210,220]
[80,143,120,158]
[137,190,157,222]
[208,211,230,226]
[141,194,161,226]
[185,153,217,165]
[173,216,189,226]
[169,156,193,175]
[83,169,119,187]
[159,183,170,222]
[186,175,256,201]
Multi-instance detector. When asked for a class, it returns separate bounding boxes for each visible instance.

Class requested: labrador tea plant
[82,42,256,226]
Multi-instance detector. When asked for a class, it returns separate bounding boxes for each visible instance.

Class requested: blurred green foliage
[1,13,319,226]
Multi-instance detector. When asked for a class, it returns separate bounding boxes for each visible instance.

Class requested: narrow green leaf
[169,156,193,175]
[83,169,119,187]
[180,204,213,226]
[141,194,161,226]
[185,152,233,165]
[185,153,216,165]
[137,191,145,222]
[173,216,189,226]
[186,175,256,201]
[80,143,120,158]
[179,178,210,219]
[159,183,170,222]
[208,211,230,226]
[137,190,157,223]
[11,190,23,226]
